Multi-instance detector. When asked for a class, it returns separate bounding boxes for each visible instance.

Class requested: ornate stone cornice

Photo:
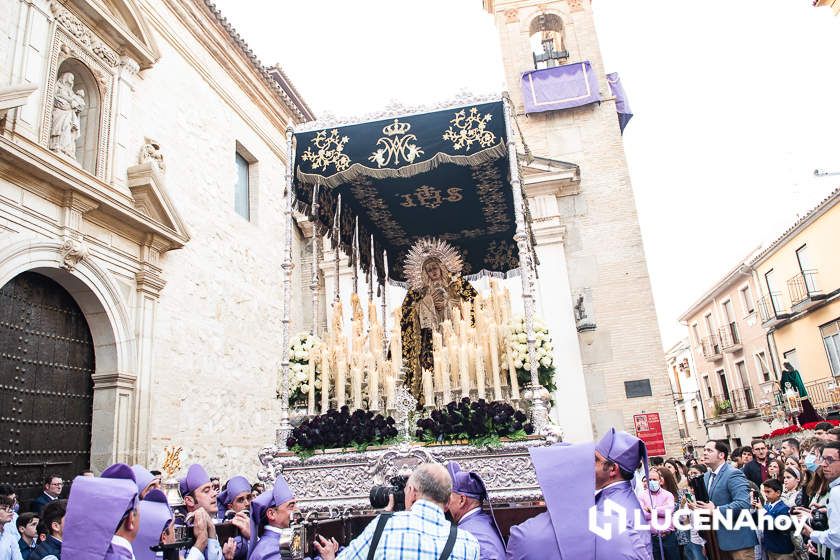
[92,370,137,390]
[50,1,120,68]
[58,237,89,271]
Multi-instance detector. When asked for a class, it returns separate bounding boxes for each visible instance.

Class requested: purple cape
[135,489,173,560]
[460,510,506,560]
[594,481,652,559]
[248,476,294,554]
[247,528,280,560]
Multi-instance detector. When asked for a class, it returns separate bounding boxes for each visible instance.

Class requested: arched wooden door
[0,271,94,503]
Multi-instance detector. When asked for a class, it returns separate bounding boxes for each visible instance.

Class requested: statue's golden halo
[404,238,463,291]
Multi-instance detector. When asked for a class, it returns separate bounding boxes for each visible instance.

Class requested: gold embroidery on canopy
[369,119,424,168]
[302,129,351,172]
[350,179,409,246]
[397,186,464,209]
[484,239,518,269]
[472,163,513,235]
[442,107,497,152]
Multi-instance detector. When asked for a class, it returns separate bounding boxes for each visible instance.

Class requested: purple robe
[594,481,651,560]
[248,529,280,560]
[233,535,248,560]
[103,542,134,560]
[506,511,557,560]
[460,510,505,560]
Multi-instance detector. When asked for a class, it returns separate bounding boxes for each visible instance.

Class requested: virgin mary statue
[399,238,476,402]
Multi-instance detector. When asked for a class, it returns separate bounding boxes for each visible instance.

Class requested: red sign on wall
[633,412,666,457]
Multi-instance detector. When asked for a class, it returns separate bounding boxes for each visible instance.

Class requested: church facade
[0,0,312,494]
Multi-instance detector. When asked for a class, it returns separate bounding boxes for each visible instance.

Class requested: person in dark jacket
[743,439,770,487]
[28,475,62,515]
[29,500,65,560]
[757,479,795,559]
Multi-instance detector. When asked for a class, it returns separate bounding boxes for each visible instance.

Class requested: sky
[212,0,840,349]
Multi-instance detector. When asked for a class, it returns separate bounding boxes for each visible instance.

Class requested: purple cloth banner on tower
[521,61,601,114]
[607,72,633,133]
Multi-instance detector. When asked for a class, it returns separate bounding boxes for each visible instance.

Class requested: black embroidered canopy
[292,101,522,284]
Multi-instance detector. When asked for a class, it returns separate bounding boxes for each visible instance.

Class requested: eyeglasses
[821,456,839,465]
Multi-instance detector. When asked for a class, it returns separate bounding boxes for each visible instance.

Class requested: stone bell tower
[485,0,682,455]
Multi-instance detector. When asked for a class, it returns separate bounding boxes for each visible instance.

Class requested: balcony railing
[729,387,756,412]
[701,335,723,361]
[710,394,733,416]
[804,376,840,411]
[758,293,791,324]
[788,270,822,306]
[719,322,742,352]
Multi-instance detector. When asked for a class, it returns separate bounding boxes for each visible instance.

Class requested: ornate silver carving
[295,90,502,132]
[392,383,417,442]
[50,2,120,68]
[258,439,547,512]
[59,238,89,271]
[278,127,296,451]
[502,94,548,434]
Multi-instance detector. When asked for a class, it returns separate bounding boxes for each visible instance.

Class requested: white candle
[307,356,316,415]
[423,369,435,408]
[385,370,395,410]
[459,344,470,398]
[489,324,502,401]
[508,350,520,400]
[336,354,347,407]
[368,353,379,410]
[320,346,330,413]
[391,309,403,375]
[475,344,486,400]
[352,366,363,410]
[440,347,451,404]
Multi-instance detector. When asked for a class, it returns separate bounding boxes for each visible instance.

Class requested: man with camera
[313,463,480,560]
[796,440,840,555]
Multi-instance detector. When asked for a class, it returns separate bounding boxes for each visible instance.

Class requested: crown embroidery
[369,119,424,168]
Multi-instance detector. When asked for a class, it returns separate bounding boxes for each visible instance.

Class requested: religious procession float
[247,94,562,555]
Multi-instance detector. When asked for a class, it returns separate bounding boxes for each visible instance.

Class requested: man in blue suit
[28,475,62,515]
[689,440,757,560]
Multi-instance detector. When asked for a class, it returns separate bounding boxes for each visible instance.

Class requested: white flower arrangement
[287,332,323,404]
[502,316,553,373]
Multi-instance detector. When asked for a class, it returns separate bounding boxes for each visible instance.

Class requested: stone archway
[0,238,137,472]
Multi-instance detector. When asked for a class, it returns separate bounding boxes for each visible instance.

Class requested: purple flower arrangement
[415,398,534,446]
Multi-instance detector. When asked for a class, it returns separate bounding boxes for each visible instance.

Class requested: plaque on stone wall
[624,379,652,399]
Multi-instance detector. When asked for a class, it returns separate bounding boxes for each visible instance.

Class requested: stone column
[529,186,593,441]
[133,236,167,467]
[111,56,140,187]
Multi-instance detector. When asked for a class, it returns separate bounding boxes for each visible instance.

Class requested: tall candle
[391,309,403,374]
[307,356,316,415]
[368,353,379,410]
[475,344,486,400]
[320,346,330,412]
[352,366,362,410]
[489,323,502,401]
[336,354,347,407]
[440,347,451,404]
[459,344,470,398]
[385,370,395,410]
[508,350,520,400]
[422,369,434,408]
[447,337,459,391]
[432,331,443,388]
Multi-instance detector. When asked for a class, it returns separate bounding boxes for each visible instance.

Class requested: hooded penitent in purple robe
[506,443,595,560]
[446,461,505,560]
[134,489,174,560]
[62,463,139,560]
[593,428,652,560]
[218,476,253,560]
[103,538,135,560]
[180,463,212,496]
[247,475,294,560]
[132,464,159,497]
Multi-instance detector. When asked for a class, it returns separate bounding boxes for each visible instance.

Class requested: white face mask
[648,480,661,493]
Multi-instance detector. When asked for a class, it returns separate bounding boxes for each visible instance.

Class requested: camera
[215,509,247,543]
[811,507,829,532]
[369,475,409,511]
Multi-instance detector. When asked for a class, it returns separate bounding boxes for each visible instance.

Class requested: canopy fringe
[296,143,508,188]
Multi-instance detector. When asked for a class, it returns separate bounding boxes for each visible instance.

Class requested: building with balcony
[679,254,776,448]
[751,188,840,402]
[665,338,707,452]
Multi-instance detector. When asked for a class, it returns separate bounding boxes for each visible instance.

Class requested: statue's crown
[382,119,411,136]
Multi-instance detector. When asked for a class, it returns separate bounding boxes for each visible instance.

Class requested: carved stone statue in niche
[139,138,166,173]
[50,72,86,158]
